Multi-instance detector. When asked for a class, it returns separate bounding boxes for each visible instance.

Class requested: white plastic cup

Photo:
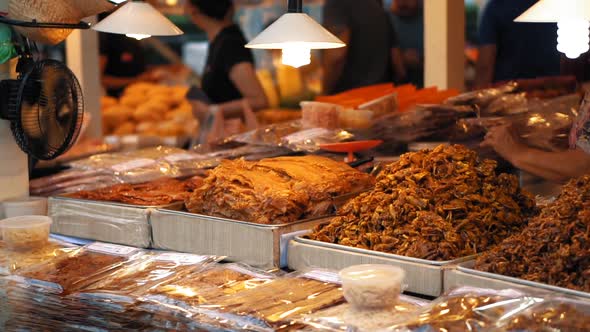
[2,197,48,218]
[339,264,406,310]
[0,215,53,249]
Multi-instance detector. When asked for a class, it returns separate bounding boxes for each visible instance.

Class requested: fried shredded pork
[309,145,535,260]
[68,177,203,206]
[186,155,374,224]
[475,175,590,292]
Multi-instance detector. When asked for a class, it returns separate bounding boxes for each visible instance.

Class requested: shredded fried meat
[309,145,535,260]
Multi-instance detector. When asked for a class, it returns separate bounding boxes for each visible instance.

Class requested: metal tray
[48,197,183,248]
[150,209,328,269]
[288,236,474,297]
[444,261,590,300]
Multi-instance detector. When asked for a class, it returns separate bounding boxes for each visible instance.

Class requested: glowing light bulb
[557,20,590,59]
[281,44,311,68]
[126,33,151,40]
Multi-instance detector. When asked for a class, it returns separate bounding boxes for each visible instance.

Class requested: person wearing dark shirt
[98,13,160,97]
[389,0,424,87]
[322,0,394,94]
[186,0,268,120]
[474,0,561,88]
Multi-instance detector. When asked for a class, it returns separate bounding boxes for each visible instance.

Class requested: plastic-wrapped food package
[382,287,540,331]
[142,263,275,311]
[371,104,475,144]
[202,269,345,330]
[230,120,354,152]
[454,93,581,153]
[445,82,518,111]
[570,92,590,153]
[0,239,77,276]
[12,242,143,294]
[137,264,277,331]
[296,295,428,332]
[502,297,590,331]
[31,147,207,196]
[64,252,219,331]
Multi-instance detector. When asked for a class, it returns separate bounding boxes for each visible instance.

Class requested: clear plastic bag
[570,92,590,153]
[296,295,428,332]
[230,120,354,153]
[201,269,345,328]
[371,104,475,143]
[12,242,144,294]
[382,287,539,332]
[501,297,590,331]
[0,239,77,277]
[445,82,518,110]
[454,94,581,152]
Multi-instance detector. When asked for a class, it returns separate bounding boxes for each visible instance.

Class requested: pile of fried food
[475,175,590,292]
[102,83,198,137]
[68,177,203,206]
[186,155,374,224]
[309,145,536,260]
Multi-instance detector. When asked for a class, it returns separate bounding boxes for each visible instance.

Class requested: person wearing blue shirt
[474,0,561,89]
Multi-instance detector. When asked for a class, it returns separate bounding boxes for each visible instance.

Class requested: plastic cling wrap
[13,242,143,294]
[296,295,428,332]
[231,120,354,152]
[204,269,345,329]
[0,239,77,276]
[383,287,539,331]
[142,263,276,311]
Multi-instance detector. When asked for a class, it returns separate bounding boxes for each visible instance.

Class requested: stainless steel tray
[288,236,474,297]
[444,261,590,300]
[48,197,183,248]
[150,209,328,269]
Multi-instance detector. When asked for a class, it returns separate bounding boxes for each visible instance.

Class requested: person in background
[474,0,561,89]
[389,0,424,87]
[322,0,394,95]
[185,0,268,121]
[98,13,162,97]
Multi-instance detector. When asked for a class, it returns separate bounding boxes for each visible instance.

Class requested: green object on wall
[0,24,16,64]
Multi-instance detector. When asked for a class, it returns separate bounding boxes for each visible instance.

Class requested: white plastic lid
[0,216,52,229]
[340,264,406,284]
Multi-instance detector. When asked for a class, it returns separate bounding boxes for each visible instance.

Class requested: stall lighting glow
[246,0,345,68]
[126,33,151,40]
[515,0,590,59]
[557,20,590,59]
[281,44,311,68]
[93,1,183,40]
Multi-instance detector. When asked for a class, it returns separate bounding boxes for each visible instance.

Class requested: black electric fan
[0,34,85,161]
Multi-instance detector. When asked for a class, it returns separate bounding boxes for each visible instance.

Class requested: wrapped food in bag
[12,242,143,294]
[0,239,77,276]
[204,269,345,329]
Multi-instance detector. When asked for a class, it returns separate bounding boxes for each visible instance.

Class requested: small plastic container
[339,264,406,310]
[0,216,53,249]
[3,197,48,218]
[338,109,374,129]
[300,101,343,129]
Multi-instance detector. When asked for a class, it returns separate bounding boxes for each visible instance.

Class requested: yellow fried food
[120,93,145,108]
[101,96,118,109]
[113,122,136,135]
[133,102,167,122]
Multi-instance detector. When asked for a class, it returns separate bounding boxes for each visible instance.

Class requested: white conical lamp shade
[92,1,183,39]
[515,0,590,22]
[246,13,345,49]
[515,0,590,59]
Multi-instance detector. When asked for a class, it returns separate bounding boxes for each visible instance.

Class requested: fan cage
[11,59,84,160]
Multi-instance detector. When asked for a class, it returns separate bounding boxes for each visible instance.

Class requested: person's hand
[481,124,527,163]
[190,100,210,121]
